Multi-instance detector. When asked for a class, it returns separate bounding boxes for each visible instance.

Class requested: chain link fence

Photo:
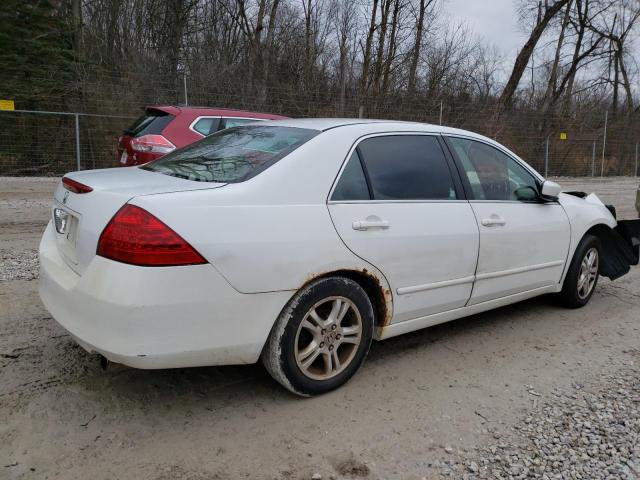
[0,110,133,175]
[0,72,639,177]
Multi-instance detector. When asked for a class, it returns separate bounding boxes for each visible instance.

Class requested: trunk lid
[52,167,225,275]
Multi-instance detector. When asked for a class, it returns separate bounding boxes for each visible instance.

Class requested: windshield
[142,126,318,183]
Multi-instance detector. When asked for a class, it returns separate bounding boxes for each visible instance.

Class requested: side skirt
[376,284,559,340]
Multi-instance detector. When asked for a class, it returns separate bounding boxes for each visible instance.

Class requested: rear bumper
[38,222,291,369]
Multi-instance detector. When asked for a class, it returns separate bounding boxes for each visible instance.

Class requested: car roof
[146,105,288,120]
[258,118,540,179]
[258,117,486,137]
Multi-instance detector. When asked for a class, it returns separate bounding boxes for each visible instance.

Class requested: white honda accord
[39,119,639,395]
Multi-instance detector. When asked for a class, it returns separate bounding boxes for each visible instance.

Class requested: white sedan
[39,119,640,396]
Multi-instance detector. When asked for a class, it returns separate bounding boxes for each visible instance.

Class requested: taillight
[62,177,93,194]
[97,204,207,267]
[130,135,175,154]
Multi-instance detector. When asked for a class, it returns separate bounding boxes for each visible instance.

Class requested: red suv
[117,106,288,166]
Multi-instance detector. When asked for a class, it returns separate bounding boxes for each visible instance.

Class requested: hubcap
[294,296,362,381]
[577,248,599,300]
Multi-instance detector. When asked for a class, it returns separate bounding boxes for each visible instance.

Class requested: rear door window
[142,126,318,183]
[357,135,457,200]
[124,111,174,137]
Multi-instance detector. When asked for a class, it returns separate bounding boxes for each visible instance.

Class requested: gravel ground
[0,249,39,281]
[439,354,640,479]
[0,176,638,479]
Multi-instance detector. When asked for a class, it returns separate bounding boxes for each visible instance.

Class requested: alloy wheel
[294,296,362,381]
[577,247,599,300]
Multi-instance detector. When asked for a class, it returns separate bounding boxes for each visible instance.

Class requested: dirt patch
[334,457,371,477]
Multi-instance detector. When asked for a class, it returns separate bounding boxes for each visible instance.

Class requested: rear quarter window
[192,117,220,136]
[331,151,371,201]
[142,126,318,183]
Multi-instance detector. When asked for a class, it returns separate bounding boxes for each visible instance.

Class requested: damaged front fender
[599,219,640,280]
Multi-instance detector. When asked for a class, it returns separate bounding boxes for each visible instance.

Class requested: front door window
[447,137,539,201]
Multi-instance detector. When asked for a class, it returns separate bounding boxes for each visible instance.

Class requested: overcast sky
[445,0,526,60]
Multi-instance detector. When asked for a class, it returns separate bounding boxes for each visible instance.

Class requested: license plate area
[53,204,80,265]
[120,150,128,164]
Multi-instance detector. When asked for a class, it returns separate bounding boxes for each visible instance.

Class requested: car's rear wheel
[262,277,374,396]
[558,234,601,308]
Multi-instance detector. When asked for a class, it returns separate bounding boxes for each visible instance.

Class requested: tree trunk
[407,0,429,95]
[371,0,391,99]
[71,0,84,60]
[542,0,572,111]
[617,44,634,115]
[381,0,401,96]
[561,0,587,114]
[261,0,280,98]
[498,0,571,109]
[303,0,314,91]
[358,0,379,98]
[612,48,619,117]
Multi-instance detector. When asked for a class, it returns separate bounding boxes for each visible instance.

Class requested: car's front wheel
[558,234,601,308]
[262,277,374,396]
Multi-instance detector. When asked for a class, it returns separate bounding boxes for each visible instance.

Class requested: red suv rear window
[124,111,174,137]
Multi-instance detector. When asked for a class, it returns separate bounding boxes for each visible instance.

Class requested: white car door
[328,134,479,323]
[444,136,571,305]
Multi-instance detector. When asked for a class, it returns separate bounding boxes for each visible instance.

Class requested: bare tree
[588,0,640,115]
[358,0,379,97]
[332,0,357,114]
[499,0,573,109]
[540,0,573,113]
[407,0,434,94]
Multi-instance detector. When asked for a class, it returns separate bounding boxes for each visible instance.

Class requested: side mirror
[540,180,561,201]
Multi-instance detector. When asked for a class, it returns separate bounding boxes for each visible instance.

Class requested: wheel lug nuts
[319,342,325,348]
[336,334,341,339]
[331,325,337,330]
[321,329,326,335]
[329,345,334,351]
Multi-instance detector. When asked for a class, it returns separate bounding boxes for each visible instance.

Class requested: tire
[261,277,374,396]
[558,234,601,308]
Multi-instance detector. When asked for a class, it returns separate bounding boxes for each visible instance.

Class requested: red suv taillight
[62,177,93,194]
[97,204,207,267]
[130,134,176,154]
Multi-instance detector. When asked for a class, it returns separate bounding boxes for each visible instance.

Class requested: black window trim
[328,132,466,204]
[440,134,552,204]
[354,146,374,200]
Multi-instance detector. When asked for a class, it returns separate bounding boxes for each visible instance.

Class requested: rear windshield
[142,126,318,183]
[124,110,174,137]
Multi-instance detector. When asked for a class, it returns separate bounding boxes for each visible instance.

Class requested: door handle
[481,216,506,227]
[352,220,390,231]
